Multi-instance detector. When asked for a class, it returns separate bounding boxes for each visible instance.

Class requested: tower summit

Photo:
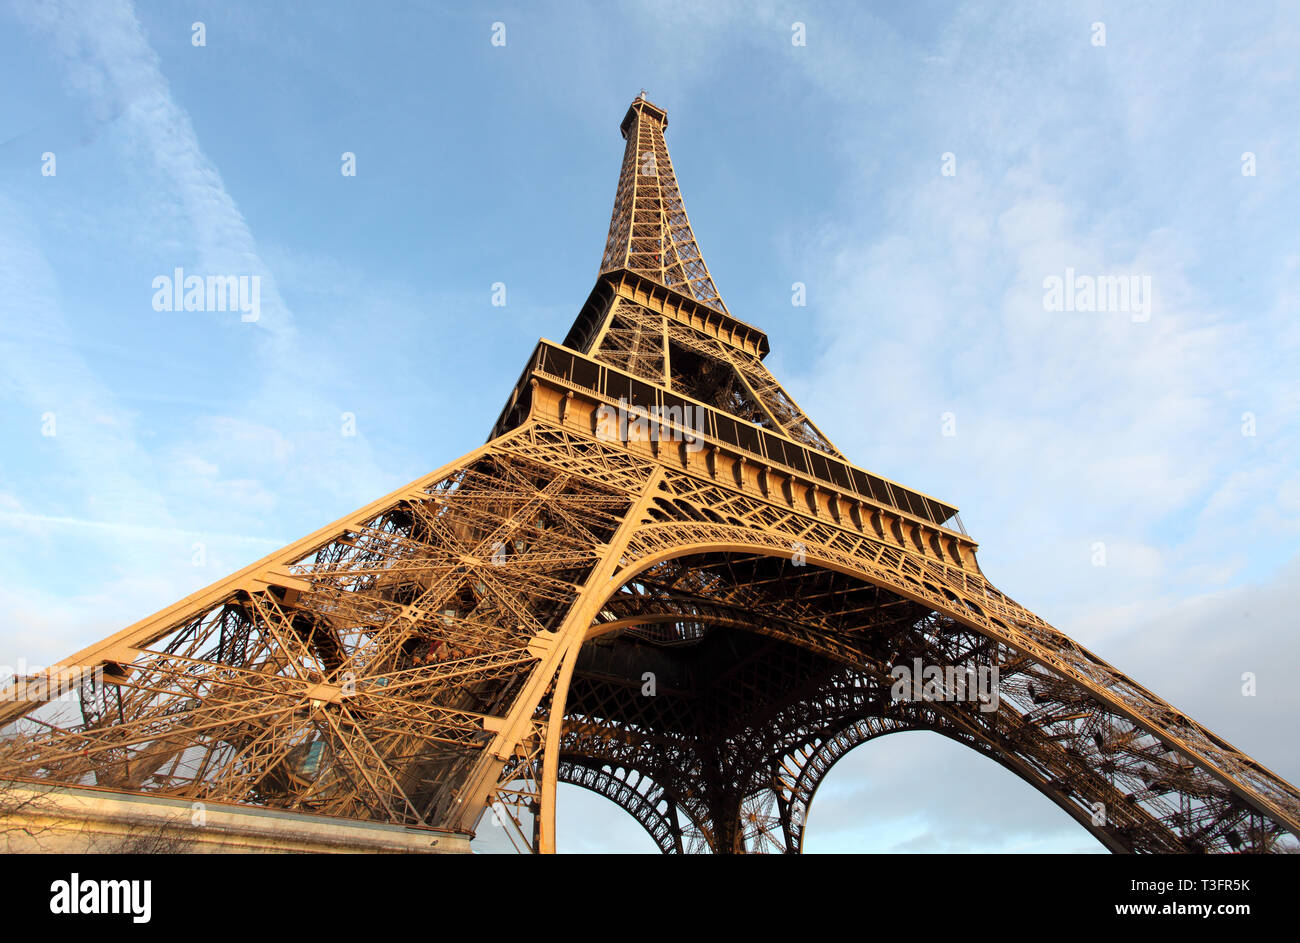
[599,94,729,313]
[572,96,844,458]
[2,98,1298,854]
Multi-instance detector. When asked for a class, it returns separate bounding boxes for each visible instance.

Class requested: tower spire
[599,96,729,313]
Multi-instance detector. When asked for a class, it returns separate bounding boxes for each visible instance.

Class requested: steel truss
[2,97,1296,854]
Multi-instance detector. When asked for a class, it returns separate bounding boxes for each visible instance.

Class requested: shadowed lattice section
[0,427,646,835]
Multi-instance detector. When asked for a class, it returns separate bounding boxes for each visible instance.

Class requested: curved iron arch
[555,757,717,853]
[547,535,1269,853]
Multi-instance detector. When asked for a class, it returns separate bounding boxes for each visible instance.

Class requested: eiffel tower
[3,95,1298,855]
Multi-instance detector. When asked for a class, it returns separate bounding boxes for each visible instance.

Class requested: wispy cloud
[0,0,407,659]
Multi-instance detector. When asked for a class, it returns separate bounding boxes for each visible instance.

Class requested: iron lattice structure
[3,96,1298,854]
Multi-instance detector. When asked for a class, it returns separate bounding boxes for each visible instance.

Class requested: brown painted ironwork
[2,96,1297,854]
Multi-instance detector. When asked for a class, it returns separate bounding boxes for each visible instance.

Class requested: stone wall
[0,781,471,853]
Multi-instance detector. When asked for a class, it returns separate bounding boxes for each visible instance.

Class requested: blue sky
[1,0,1297,853]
